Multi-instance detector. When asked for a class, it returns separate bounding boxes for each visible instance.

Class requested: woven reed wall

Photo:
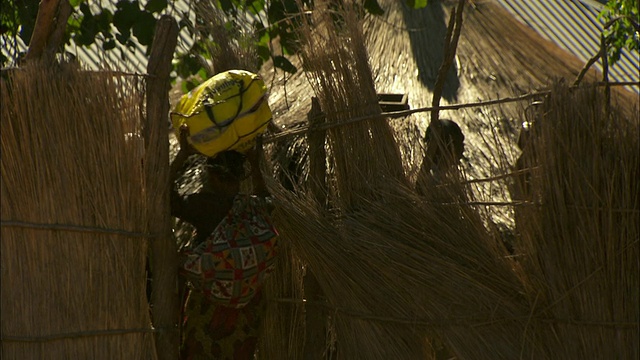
[1,63,156,359]
[515,83,639,358]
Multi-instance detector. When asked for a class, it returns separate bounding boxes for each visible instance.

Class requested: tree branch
[25,0,72,63]
[430,0,466,127]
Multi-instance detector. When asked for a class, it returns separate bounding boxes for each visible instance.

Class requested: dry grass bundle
[259,233,307,359]
[259,2,551,359]
[296,0,406,210]
[515,82,639,358]
[267,175,551,359]
[1,63,155,359]
[188,1,259,75]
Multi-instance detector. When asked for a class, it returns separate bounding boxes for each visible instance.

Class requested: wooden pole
[145,15,180,360]
[307,97,327,208]
[422,0,466,181]
[24,0,72,63]
[304,97,330,359]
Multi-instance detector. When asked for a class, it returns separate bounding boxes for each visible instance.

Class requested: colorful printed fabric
[181,194,278,308]
[180,289,266,360]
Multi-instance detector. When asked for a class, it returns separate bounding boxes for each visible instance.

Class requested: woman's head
[205,151,247,192]
[425,119,465,169]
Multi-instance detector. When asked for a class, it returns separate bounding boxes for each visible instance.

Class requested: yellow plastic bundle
[171,70,272,157]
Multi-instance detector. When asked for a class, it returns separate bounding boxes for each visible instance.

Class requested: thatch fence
[1,64,157,358]
[1,15,180,360]
[256,2,638,360]
[259,80,639,360]
[514,83,639,358]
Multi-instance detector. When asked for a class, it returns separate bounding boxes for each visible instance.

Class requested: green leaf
[599,0,639,66]
[113,1,140,34]
[247,0,265,15]
[174,53,201,79]
[95,10,113,34]
[103,38,116,50]
[273,55,297,74]
[12,0,39,44]
[182,79,199,93]
[256,44,270,61]
[76,13,99,45]
[66,16,82,31]
[267,1,285,24]
[218,0,237,17]
[145,0,168,13]
[282,0,300,14]
[79,2,92,16]
[279,30,299,55]
[115,31,131,45]
[131,11,157,46]
[364,0,385,16]
[407,0,428,9]
[255,22,269,44]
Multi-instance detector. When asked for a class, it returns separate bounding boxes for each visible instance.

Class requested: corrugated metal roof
[497,0,639,93]
[3,0,638,95]
[1,0,195,74]
[69,0,197,73]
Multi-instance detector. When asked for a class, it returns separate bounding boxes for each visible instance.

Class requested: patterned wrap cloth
[180,194,278,359]
[181,194,278,308]
[180,290,266,360]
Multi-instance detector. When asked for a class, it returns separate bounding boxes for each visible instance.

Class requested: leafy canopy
[1,0,429,85]
[598,0,640,64]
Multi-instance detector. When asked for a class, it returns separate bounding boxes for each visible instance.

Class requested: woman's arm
[170,125,194,183]
[246,137,269,197]
[170,125,197,219]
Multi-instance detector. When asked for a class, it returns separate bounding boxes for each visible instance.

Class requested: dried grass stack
[1,64,155,359]
[515,82,639,358]
[268,180,550,359]
[192,1,259,75]
[298,1,406,209]
[260,2,546,359]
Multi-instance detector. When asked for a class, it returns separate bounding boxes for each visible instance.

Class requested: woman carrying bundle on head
[169,70,278,360]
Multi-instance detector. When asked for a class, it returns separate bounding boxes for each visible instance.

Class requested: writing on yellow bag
[170,70,272,157]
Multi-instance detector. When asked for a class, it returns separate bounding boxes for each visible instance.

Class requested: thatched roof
[265,0,638,117]
[261,0,638,227]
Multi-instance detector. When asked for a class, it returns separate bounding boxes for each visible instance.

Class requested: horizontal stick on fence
[269,298,639,329]
[1,328,158,343]
[595,81,640,87]
[458,168,540,184]
[264,91,550,143]
[264,81,639,144]
[447,201,529,207]
[0,220,155,238]
[86,70,154,78]
[418,201,639,212]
